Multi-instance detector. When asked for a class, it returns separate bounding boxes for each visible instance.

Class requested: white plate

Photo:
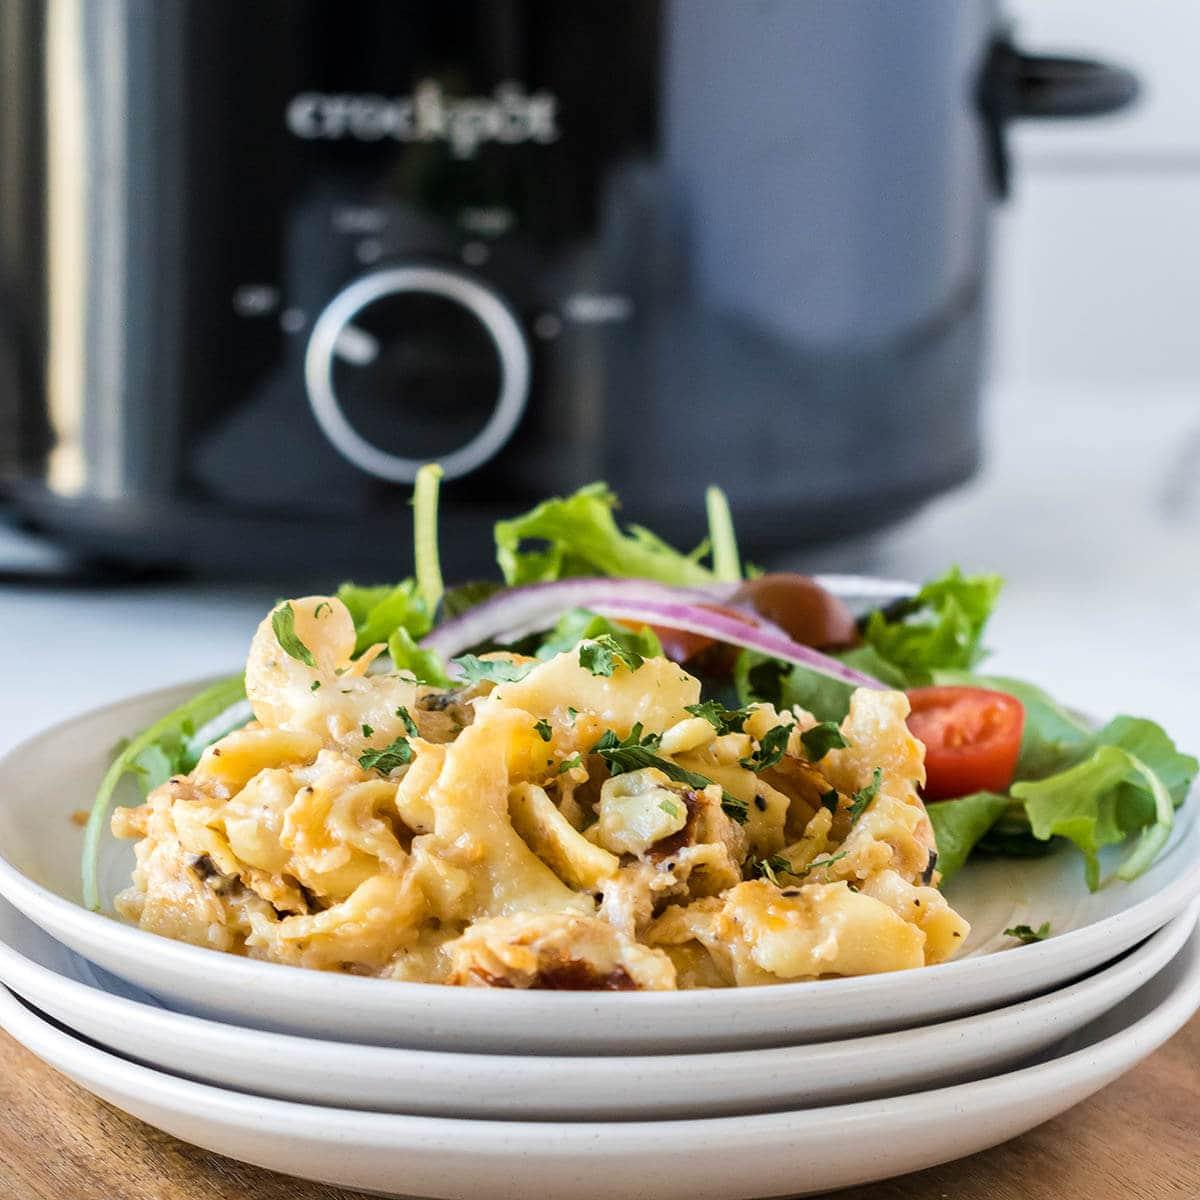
[1,894,1193,1119]
[3,918,1199,1200]
[0,680,1198,1053]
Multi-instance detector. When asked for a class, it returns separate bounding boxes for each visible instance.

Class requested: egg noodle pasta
[110,594,968,989]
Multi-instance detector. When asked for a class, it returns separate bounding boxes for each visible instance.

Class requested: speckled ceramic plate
[0,894,1193,1118]
[1,919,1198,1199]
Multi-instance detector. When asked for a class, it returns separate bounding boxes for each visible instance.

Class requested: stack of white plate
[0,684,1197,1199]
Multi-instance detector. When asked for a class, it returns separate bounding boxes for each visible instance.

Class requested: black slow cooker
[0,0,1136,576]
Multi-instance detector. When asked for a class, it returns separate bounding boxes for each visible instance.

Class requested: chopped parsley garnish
[566,706,579,721]
[395,706,419,737]
[740,723,793,773]
[557,753,583,775]
[847,769,883,825]
[799,722,849,761]
[590,724,663,766]
[313,601,332,619]
[755,849,848,885]
[358,736,414,775]
[361,723,374,738]
[271,602,316,667]
[720,794,750,822]
[309,680,321,692]
[578,635,645,677]
[534,719,553,743]
[819,788,840,815]
[659,798,682,819]
[590,725,748,824]
[1005,922,1051,944]
[452,654,535,685]
[793,851,848,878]
[685,700,749,734]
[754,855,789,885]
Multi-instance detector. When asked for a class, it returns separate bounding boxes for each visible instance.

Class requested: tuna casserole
[112,595,969,990]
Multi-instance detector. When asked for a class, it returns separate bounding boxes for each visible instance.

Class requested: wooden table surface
[1,1016,1197,1200]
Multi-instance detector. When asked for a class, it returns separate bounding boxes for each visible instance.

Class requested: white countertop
[1,384,1196,755]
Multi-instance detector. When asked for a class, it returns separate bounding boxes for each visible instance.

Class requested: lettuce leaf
[387,628,452,688]
[82,674,248,911]
[858,567,1003,683]
[335,464,442,653]
[975,818,1061,859]
[1012,743,1178,890]
[933,669,1196,888]
[1096,716,1198,809]
[494,483,714,587]
[336,580,431,655]
[734,643,908,724]
[926,791,1012,883]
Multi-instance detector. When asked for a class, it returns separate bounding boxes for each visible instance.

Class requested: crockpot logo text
[285,81,560,159]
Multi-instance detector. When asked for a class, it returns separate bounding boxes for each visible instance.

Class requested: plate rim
[0,912,1198,1145]
[0,892,1193,1112]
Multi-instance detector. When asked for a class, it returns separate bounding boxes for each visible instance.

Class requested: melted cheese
[111,599,969,989]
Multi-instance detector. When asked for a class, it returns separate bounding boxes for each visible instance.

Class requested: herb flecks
[579,635,645,677]
[589,726,748,824]
[453,654,535,685]
[395,706,419,737]
[793,851,848,879]
[685,701,749,734]
[799,722,849,761]
[740,723,793,773]
[557,753,583,775]
[358,737,414,775]
[720,794,750,823]
[272,603,316,667]
[534,719,553,743]
[819,788,840,815]
[1005,922,1051,944]
[754,855,790,886]
[659,798,682,819]
[590,725,663,769]
[847,769,883,825]
[755,850,848,885]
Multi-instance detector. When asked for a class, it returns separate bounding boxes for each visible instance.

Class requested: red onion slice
[420,578,883,689]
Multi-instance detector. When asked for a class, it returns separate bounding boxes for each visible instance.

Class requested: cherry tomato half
[905,686,1025,801]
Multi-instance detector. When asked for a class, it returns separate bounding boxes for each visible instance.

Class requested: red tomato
[905,686,1025,801]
